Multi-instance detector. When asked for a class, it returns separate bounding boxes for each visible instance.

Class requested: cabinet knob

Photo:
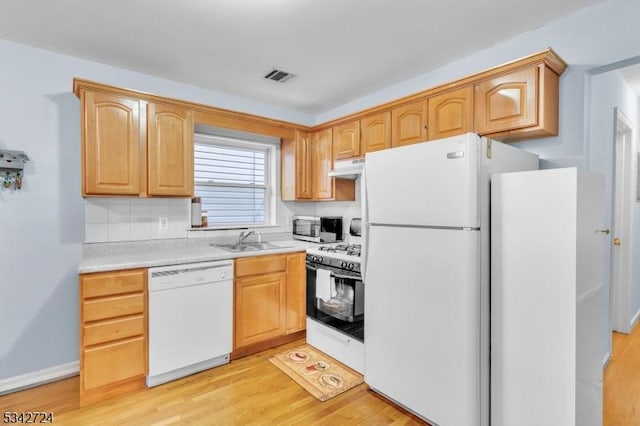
[614,238,621,246]
[424,124,429,130]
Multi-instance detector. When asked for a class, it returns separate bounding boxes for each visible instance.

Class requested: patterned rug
[269,344,364,401]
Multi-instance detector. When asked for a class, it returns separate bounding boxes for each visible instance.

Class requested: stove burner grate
[319,243,362,257]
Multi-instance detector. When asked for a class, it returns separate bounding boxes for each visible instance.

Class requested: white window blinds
[194,134,270,226]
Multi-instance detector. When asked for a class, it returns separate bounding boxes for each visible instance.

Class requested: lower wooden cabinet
[233,252,307,358]
[79,268,147,403]
[235,271,287,348]
[285,252,306,334]
[82,336,146,391]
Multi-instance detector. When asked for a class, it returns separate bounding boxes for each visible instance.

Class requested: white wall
[0,38,310,380]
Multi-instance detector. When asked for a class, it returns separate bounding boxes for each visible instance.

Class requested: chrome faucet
[238,230,255,244]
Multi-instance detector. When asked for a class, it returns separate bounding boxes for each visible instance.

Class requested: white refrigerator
[363,133,538,426]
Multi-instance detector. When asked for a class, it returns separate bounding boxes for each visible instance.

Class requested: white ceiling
[0,0,605,114]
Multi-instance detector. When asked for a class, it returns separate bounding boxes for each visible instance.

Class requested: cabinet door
[285,252,307,334]
[83,91,141,196]
[312,129,334,200]
[474,67,537,135]
[295,131,312,199]
[234,272,287,348]
[361,111,391,154]
[147,102,194,197]
[391,99,428,147]
[428,86,474,140]
[333,120,361,159]
[82,336,146,391]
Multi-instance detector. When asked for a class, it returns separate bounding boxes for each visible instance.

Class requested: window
[194,133,273,227]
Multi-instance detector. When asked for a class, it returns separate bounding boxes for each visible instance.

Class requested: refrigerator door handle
[361,167,369,283]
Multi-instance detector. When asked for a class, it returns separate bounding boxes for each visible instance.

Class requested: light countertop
[78,239,313,274]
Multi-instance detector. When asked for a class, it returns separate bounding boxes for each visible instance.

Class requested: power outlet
[159,217,169,230]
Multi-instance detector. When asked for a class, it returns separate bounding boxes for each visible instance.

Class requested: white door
[365,224,480,426]
[610,108,634,333]
[365,133,480,228]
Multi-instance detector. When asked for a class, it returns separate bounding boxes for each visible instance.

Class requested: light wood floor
[3,326,639,425]
[0,339,425,425]
[604,324,640,425]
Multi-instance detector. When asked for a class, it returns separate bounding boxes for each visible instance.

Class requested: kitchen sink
[212,241,284,252]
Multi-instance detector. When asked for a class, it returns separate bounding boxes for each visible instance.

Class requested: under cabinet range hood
[329,158,364,179]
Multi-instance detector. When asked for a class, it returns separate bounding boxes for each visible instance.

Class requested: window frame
[193,133,275,228]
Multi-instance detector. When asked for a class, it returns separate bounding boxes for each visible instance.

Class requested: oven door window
[306,261,364,342]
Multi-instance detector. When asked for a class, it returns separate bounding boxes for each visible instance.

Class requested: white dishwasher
[147,260,233,387]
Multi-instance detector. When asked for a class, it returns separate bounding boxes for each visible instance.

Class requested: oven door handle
[307,263,361,280]
[332,272,356,280]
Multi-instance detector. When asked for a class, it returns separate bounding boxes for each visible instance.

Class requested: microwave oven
[292,216,343,243]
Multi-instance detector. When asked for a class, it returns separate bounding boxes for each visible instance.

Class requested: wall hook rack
[0,149,29,190]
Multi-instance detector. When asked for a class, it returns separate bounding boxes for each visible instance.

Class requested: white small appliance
[147,260,233,387]
[363,133,538,426]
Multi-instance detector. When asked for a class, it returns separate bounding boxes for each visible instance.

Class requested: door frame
[610,107,634,333]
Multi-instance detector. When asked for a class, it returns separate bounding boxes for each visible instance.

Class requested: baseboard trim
[631,309,640,331]
[0,361,79,396]
[602,352,611,370]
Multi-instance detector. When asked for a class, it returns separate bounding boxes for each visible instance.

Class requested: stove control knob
[348,263,355,270]
[318,256,323,263]
[341,261,347,268]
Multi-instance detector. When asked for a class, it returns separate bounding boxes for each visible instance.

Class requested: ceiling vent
[264,69,295,83]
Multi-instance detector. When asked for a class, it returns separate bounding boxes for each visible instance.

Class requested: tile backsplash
[85,198,190,243]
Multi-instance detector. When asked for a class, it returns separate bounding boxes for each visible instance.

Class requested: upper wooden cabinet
[428,86,474,140]
[79,88,194,197]
[147,102,194,197]
[281,130,355,202]
[294,131,313,200]
[361,111,391,154]
[474,64,559,141]
[281,131,310,201]
[333,120,361,159]
[313,129,334,200]
[82,91,141,196]
[391,99,428,148]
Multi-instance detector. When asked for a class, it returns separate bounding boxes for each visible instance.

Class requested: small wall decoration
[0,149,29,191]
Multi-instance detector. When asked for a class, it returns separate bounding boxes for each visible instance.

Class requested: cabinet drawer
[83,315,145,346]
[83,293,144,322]
[82,336,145,391]
[81,269,146,298]
[235,254,286,277]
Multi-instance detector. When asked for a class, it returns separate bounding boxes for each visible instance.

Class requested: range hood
[328,158,364,179]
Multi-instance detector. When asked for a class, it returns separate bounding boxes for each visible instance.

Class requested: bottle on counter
[191,197,202,228]
[201,211,208,228]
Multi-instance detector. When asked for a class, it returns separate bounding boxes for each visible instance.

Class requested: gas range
[306,243,362,273]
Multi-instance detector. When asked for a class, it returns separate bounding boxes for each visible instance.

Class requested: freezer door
[365,224,481,426]
[365,133,480,228]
